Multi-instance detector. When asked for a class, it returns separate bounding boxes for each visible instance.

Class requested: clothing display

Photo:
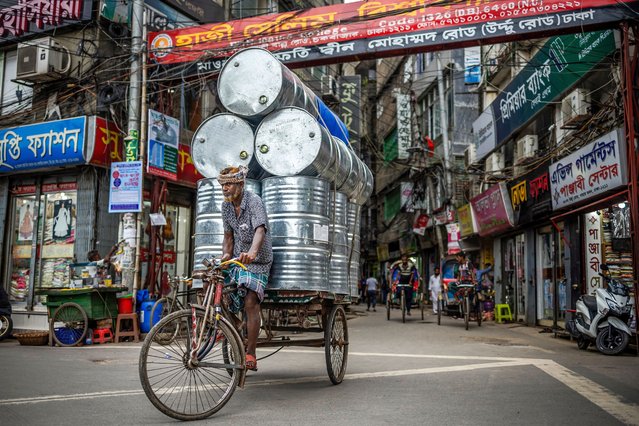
[602,208,634,288]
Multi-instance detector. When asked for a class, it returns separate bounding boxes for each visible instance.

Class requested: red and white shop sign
[584,211,603,291]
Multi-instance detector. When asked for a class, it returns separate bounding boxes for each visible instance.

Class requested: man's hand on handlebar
[238,251,257,265]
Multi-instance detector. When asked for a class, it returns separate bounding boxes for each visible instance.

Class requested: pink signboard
[470,182,515,237]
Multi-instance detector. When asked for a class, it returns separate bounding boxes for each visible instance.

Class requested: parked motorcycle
[0,286,12,341]
[566,264,636,355]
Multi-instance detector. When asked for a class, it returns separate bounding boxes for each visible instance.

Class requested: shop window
[7,185,77,310]
[536,224,566,324]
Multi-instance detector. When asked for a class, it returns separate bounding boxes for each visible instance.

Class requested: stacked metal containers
[191,47,373,296]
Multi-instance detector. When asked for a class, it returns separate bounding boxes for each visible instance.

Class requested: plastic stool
[115,313,140,343]
[495,304,513,323]
[92,327,113,344]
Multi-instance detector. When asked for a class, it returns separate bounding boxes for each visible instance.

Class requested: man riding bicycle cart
[436,252,483,330]
[386,254,424,322]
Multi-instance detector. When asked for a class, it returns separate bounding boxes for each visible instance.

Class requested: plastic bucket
[136,290,149,309]
[117,295,134,314]
[139,299,161,333]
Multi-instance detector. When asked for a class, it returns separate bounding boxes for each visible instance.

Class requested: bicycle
[138,258,247,421]
[150,275,193,327]
[455,282,482,330]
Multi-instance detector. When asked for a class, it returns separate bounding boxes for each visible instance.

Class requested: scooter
[0,286,13,341]
[566,264,636,355]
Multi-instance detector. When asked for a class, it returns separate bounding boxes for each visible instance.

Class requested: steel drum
[262,176,331,291]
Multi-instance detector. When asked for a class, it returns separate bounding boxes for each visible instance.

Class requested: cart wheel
[386,294,391,321]
[401,291,406,324]
[476,298,483,327]
[51,302,88,346]
[437,299,442,326]
[463,296,470,331]
[325,305,348,385]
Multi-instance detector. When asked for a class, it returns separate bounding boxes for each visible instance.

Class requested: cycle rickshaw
[385,284,425,322]
[138,258,350,421]
[436,280,482,330]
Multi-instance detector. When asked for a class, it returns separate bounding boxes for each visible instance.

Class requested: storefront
[548,128,634,329]
[0,116,200,330]
[507,162,553,325]
[470,182,515,313]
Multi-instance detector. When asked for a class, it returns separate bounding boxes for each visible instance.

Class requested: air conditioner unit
[16,37,71,82]
[561,88,591,129]
[464,144,477,168]
[485,152,504,175]
[320,75,338,102]
[514,135,538,164]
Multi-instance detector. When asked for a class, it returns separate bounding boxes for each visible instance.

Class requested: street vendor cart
[37,286,126,346]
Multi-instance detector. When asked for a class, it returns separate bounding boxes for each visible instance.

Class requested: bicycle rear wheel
[139,309,243,421]
[401,290,406,323]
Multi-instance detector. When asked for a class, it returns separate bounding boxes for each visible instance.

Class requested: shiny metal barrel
[262,176,331,291]
[191,113,266,180]
[218,48,315,121]
[192,178,261,276]
[329,191,349,294]
[255,107,336,179]
[347,202,362,298]
[218,48,349,142]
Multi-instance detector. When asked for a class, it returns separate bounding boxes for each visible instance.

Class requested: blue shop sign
[0,117,87,173]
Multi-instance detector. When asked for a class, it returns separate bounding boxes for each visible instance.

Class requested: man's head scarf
[217,165,248,185]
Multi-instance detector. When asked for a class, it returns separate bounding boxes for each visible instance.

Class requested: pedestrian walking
[365,275,378,311]
[428,266,442,314]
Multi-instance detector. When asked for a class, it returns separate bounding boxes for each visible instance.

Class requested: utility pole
[127,0,144,293]
[436,53,453,206]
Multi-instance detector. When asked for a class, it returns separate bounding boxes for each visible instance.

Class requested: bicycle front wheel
[464,296,470,330]
[139,309,243,421]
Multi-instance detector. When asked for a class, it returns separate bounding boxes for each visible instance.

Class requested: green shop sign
[473,30,617,160]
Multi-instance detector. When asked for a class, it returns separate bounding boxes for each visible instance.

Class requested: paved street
[2,306,639,425]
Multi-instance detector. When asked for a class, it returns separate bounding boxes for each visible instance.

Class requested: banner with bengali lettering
[549,128,627,210]
[473,29,616,161]
[584,211,604,291]
[147,0,639,77]
[0,0,92,44]
[88,117,124,167]
[506,161,552,226]
[338,76,361,155]
[470,182,514,237]
[0,117,86,173]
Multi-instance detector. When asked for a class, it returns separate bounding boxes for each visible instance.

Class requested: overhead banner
[549,128,627,209]
[0,117,86,173]
[148,0,638,77]
[473,29,616,161]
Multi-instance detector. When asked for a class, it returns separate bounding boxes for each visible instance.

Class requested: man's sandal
[246,354,258,371]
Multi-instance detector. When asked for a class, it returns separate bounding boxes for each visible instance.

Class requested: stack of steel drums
[191,48,373,297]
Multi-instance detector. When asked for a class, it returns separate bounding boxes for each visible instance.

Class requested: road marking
[534,360,639,426]
[2,352,637,426]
